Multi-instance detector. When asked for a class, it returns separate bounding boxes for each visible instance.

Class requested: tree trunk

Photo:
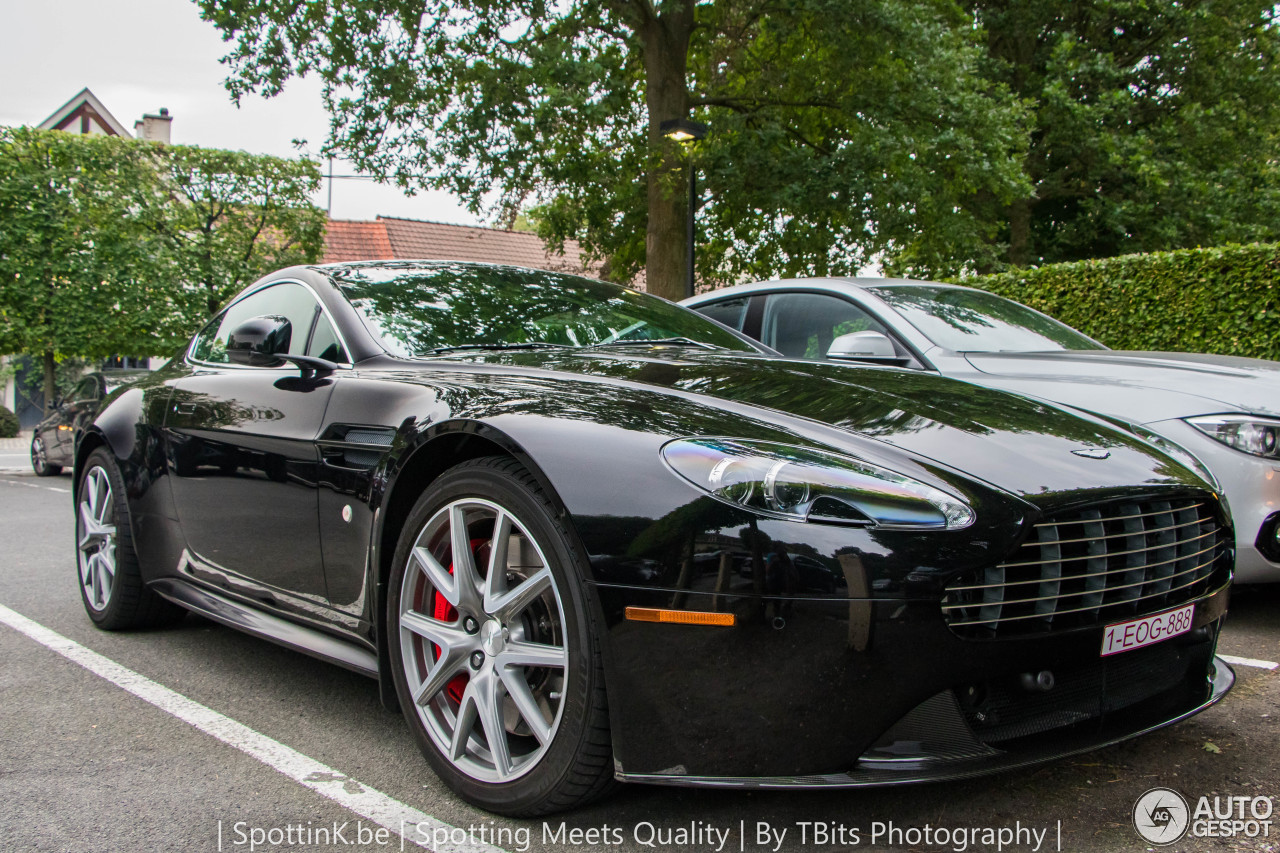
[42,350,56,414]
[640,5,694,302]
[1007,197,1032,267]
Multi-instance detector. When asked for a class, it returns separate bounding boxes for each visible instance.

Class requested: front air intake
[942,496,1228,639]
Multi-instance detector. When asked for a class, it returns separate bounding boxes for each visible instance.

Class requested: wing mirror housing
[827,330,899,362]
[227,316,292,367]
[225,314,338,378]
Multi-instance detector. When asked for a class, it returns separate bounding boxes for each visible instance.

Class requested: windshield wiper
[422,342,575,356]
[582,337,724,351]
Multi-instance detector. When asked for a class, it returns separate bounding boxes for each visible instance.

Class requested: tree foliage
[158,146,326,316]
[968,0,1280,269]
[197,0,1029,296]
[0,127,323,409]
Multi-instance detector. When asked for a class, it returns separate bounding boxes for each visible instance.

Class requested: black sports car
[75,261,1234,815]
[31,370,147,476]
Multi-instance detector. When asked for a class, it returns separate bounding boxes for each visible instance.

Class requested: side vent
[319,427,396,470]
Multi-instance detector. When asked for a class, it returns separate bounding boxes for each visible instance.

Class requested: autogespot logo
[1134,788,1191,845]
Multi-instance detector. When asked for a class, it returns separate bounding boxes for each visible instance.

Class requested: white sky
[0,0,480,225]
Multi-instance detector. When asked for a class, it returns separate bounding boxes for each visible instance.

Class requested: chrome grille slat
[941,555,1217,611]
[1032,503,1203,527]
[998,527,1216,567]
[945,540,1220,592]
[1023,515,1206,547]
[946,567,1218,627]
[943,497,1226,638]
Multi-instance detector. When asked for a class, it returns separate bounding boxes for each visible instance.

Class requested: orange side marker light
[624,607,735,627]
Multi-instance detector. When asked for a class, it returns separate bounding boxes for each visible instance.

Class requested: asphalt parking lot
[0,465,1277,853]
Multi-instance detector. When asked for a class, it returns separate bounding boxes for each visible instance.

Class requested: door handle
[173,402,199,416]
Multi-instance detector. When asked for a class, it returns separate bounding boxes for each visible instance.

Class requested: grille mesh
[942,496,1227,639]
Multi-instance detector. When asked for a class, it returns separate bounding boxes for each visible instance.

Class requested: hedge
[0,404,18,438]
[963,243,1280,361]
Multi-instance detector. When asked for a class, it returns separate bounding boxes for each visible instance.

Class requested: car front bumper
[619,656,1233,788]
[598,577,1232,784]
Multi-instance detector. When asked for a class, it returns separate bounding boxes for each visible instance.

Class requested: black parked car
[30,371,147,476]
[74,261,1233,815]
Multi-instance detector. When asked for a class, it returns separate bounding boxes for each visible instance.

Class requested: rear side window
[695,297,750,332]
[307,313,349,363]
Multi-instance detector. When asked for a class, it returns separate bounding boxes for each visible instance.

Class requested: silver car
[683,278,1280,582]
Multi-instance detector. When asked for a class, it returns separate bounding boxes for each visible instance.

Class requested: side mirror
[827,330,898,362]
[227,315,292,367]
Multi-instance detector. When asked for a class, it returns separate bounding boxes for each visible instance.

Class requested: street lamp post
[660,118,708,298]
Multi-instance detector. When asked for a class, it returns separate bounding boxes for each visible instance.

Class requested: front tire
[31,436,62,476]
[387,457,614,815]
[77,448,184,629]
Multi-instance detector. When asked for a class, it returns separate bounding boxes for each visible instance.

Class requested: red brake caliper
[430,537,489,704]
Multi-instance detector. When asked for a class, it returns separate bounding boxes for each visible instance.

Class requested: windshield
[867,285,1105,353]
[328,262,755,357]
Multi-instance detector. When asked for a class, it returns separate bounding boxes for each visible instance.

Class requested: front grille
[942,496,1228,639]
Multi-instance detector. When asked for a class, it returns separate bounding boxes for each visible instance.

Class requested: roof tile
[323,220,395,262]
[323,216,598,278]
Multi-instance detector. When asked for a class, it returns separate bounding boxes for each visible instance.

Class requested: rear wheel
[77,448,184,629]
[31,436,61,476]
[387,457,613,815]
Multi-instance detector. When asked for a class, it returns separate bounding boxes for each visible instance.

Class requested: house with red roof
[323,216,609,281]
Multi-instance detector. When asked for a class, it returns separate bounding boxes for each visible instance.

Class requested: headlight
[661,438,974,530]
[1186,415,1280,460]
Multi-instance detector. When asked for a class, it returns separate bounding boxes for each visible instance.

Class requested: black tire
[387,456,614,816]
[76,447,185,630]
[31,435,62,476]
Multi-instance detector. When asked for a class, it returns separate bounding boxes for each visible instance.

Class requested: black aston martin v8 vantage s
[75,261,1234,815]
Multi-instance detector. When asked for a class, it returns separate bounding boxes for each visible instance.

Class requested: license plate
[1101,604,1195,657]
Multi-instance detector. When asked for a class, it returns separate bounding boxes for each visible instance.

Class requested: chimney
[134,107,172,143]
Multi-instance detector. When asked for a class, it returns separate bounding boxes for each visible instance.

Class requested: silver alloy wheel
[77,465,117,611]
[31,438,46,472]
[398,497,569,784]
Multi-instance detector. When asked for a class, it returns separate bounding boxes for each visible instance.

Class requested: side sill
[150,577,379,679]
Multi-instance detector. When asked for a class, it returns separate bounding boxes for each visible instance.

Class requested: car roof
[682,276,982,304]
[310,259,613,286]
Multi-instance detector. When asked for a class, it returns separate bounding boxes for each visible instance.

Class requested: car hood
[439,348,1210,500]
[960,350,1280,422]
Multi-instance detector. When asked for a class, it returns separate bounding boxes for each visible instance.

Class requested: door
[166,281,350,600]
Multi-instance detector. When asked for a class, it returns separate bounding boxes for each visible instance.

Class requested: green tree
[967,0,1280,268]
[156,146,325,317]
[0,129,325,412]
[0,128,175,409]
[197,0,1028,297]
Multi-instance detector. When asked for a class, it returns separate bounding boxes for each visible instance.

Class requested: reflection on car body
[30,370,147,476]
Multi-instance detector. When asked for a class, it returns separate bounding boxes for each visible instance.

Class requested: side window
[761,293,890,359]
[694,297,750,332]
[307,313,349,363]
[72,378,99,402]
[190,283,320,365]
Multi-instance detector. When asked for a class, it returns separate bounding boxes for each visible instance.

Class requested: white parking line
[0,476,69,493]
[0,603,507,853]
[1219,653,1279,670]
